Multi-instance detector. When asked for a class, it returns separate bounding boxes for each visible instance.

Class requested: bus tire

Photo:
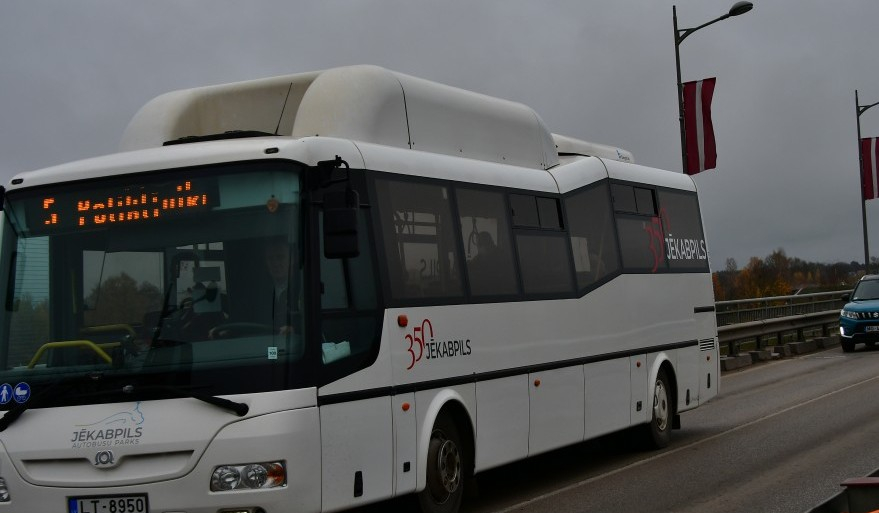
[643,368,673,449]
[417,414,466,513]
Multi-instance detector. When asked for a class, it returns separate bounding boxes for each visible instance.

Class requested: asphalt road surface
[354,345,879,513]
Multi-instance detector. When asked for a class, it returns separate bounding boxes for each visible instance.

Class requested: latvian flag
[863,137,879,200]
[683,77,717,175]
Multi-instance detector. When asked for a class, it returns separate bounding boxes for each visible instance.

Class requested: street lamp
[674,2,753,174]
[856,90,879,274]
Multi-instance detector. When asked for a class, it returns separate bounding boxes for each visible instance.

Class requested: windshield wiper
[103,383,249,417]
[0,372,98,432]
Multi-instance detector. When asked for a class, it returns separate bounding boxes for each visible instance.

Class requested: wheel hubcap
[437,439,461,493]
[427,435,461,501]
[653,380,669,431]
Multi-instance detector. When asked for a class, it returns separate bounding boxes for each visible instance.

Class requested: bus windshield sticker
[13,382,30,404]
[0,383,12,404]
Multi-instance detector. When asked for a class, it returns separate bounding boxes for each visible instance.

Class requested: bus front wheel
[418,414,465,513]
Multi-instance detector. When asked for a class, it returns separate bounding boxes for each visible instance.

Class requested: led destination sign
[24,178,216,235]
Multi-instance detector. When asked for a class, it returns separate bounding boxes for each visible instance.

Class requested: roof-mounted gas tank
[120,65,563,170]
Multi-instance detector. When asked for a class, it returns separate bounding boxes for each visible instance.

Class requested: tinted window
[611,184,637,213]
[537,197,562,229]
[510,194,540,228]
[656,190,708,271]
[456,189,518,296]
[374,178,463,300]
[516,234,575,295]
[616,216,666,272]
[564,182,620,289]
[634,188,656,215]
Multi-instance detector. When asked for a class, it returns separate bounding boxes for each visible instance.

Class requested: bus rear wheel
[418,414,465,513]
[643,368,673,449]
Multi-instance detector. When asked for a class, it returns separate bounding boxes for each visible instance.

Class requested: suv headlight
[841,310,860,319]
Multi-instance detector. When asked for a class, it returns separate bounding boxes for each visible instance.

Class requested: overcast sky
[2,1,878,270]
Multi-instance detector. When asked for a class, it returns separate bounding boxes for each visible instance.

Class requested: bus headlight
[210,461,286,491]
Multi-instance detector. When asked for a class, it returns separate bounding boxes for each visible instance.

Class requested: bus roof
[120,65,632,170]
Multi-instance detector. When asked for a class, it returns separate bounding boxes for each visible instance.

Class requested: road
[357,345,879,512]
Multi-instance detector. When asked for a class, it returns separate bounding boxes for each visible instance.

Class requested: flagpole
[673,2,753,175]
[856,90,879,274]
[673,6,688,174]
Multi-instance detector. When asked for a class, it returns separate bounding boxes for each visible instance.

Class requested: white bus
[0,65,718,513]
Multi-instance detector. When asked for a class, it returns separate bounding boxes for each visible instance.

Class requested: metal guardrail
[715,290,850,356]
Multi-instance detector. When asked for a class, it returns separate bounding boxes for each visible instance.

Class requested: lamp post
[674,2,753,174]
[856,89,879,274]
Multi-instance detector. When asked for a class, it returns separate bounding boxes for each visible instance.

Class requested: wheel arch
[415,389,476,493]
[648,354,678,417]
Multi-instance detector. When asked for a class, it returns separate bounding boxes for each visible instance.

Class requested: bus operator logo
[404,318,471,370]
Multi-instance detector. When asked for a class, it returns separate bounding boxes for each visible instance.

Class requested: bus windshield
[0,161,312,407]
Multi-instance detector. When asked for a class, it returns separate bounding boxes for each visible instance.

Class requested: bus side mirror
[323,188,359,259]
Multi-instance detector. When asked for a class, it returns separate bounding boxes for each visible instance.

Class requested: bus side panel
[393,392,417,495]
[584,359,631,439]
[528,366,585,456]
[630,355,649,425]
[676,344,700,412]
[701,338,720,404]
[320,398,393,512]
[474,376,529,472]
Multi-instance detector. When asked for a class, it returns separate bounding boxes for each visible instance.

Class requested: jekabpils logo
[71,402,145,449]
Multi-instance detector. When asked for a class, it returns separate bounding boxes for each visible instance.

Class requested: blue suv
[839,275,879,352]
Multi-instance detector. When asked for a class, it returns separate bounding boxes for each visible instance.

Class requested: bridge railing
[715,290,850,356]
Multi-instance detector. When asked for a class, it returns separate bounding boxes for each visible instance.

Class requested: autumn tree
[84,273,163,325]
[7,293,49,367]
[712,249,859,300]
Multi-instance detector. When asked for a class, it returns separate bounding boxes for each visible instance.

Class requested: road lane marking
[490,372,879,513]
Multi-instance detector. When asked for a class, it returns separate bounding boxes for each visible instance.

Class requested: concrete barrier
[748,350,773,362]
[720,355,752,371]
[815,335,840,349]
[722,335,842,373]
[787,339,818,355]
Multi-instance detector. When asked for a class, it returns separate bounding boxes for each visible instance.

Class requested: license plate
[68,494,148,513]
[867,326,879,332]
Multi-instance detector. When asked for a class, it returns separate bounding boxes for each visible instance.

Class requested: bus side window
[613,183,667,272]
[456,188,518,297]
[564,181,620,289]
[656,190,709,271]
[374,178,463,301]
[510,195,574,296]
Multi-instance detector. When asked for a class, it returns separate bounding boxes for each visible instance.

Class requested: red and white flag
[683,77,717,175]
[862,137,879,200]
